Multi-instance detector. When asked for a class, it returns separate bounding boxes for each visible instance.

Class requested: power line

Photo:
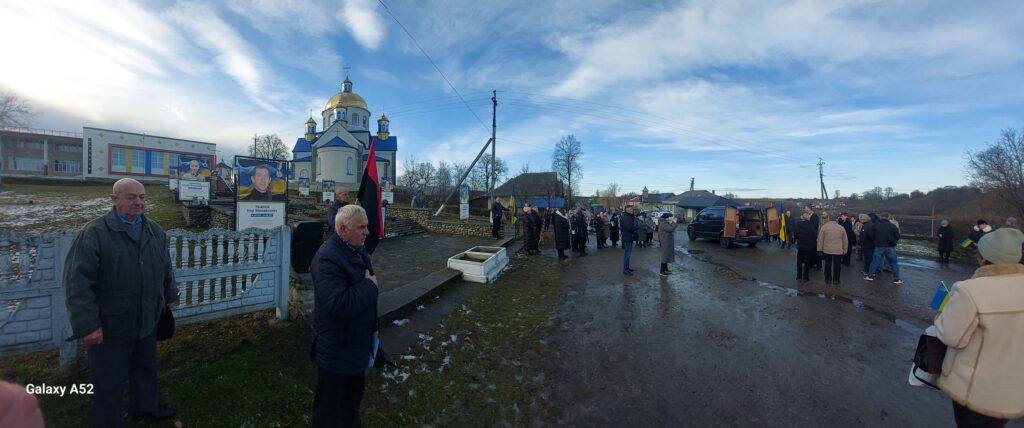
[377,0,488,130]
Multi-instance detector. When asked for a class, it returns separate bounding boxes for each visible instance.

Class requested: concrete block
[39,308,51,318]
[36,258,54,269]
[14,309,39,322]
[0,335,15,346]
[39,330,52,341]
[38,269,53,280]
[27,297,50,309]
[16,331,40,343]
[27,319,50,331]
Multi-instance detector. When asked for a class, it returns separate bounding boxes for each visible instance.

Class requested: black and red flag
[357,138,384,254]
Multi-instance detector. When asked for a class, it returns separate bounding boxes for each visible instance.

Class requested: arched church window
[352,113,360,127]
[347,157,354,175]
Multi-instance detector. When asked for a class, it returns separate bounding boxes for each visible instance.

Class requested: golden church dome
[325,91,368,111]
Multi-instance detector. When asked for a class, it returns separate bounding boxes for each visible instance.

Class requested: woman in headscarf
[936,219,954,267]
[609,210,621,247]
[657,213,677,276]
[636,213,650,248]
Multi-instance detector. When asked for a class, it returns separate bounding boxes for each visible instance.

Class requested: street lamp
[416,178,426,208]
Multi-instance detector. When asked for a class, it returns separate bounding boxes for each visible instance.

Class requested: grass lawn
[0,182,200,233]
[0,254,562,426]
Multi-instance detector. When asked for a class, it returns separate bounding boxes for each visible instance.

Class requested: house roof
[524,197,565,209]
[643,192,676,203]
[676,195,740,208]
[292,137,312,153]
[494,172,563,196]
[369,135,398,152]
[320,136,355,149]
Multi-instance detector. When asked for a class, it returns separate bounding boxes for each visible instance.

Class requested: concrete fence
[0,226,291,368]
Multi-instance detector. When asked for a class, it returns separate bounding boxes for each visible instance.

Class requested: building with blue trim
[291,76,397,186]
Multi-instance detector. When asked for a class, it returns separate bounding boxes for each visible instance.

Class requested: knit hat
[977,227,1024,264]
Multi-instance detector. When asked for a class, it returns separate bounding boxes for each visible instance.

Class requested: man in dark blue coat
[325,186,350,231]
[620,205,638,275]
[491,196,510,238]
[311,204,380,427]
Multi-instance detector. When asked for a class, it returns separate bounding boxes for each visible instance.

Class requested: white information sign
[381,191,394,204]
[178,181,210,201]
[299,187,310,196]
[460,203,469,220]
[236,202,286,230]
[322,192,333,202]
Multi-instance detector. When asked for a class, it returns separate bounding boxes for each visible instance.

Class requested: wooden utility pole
[488,90,497,213]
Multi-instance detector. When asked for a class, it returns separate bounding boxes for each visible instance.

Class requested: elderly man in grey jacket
[64,178,179,426]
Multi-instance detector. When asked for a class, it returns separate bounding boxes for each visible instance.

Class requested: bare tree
[0,90,33,128]
[883,187,895,200]
[518,162,531,176]
[966,128,1024,217]
[249,134,288,160]
[470,154,507,191]
[599,182,620,208]
[552,134,583,205]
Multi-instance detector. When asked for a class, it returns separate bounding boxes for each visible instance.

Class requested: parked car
[686,206,780,248]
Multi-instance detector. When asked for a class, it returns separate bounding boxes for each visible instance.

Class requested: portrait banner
[234,156,289,230]
[178,155,212,181]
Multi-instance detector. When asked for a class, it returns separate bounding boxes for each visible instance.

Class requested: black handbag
[156,307,175,341]
[911,333,947,388]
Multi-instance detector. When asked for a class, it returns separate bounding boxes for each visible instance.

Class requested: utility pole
[689,177,695,192]
[818,158,829,200]
[488,90,497,214]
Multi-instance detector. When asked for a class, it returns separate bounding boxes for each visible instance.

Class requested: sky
[2,0,1023,198]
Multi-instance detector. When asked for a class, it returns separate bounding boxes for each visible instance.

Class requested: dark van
[686,206,781,248]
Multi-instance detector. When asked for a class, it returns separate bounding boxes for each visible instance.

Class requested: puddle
[676,246,703,256]
[756,280,928,334]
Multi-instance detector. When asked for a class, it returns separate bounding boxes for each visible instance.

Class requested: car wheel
[720,236,731,248]
[688,229,697,241]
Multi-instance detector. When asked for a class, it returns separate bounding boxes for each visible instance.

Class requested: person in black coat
[491,196,510,238]
[529,207,543,252]
[803,206,821,269]
[794,213,818,281]
[570,208,588,256]
[838,212,856,266]
[936,219,954,266]
[609,211,620,247]
[310,205,380,427]
[552,209,571,260]
[859,213,879,275]
[593,213,607,249]
[782,210,796,249]
[520,205,538,255]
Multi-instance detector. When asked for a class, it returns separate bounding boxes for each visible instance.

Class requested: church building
[291,76,397,186]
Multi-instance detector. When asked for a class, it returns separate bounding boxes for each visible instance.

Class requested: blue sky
[2,0,1023,198]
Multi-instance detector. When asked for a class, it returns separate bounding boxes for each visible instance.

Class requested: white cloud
[339,0,386,51]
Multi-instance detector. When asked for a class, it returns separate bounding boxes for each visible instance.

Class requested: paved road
[547,231,1023,427]
[675,231,977,323]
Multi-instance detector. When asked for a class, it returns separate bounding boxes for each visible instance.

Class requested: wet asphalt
[547,231,1024,427]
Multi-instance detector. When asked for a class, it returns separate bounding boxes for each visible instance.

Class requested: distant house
[493,172,566,209]
[640,192,676,212]
[216,160,233,182]
[676,190,740,222]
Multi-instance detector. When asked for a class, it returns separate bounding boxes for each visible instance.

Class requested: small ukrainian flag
[929,281,951,312]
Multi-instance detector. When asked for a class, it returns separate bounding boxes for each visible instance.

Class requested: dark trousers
[952,400,1007,428]
[863,247,875,273]
[87,333,160,428]
[823,254,843,282]
[623,240,634,272]
[939,250,952,265]
[842,241,853,265]
[573,234,587,254]
[312,368,365,428]
[796,250,814,279]
[491,219,502,238]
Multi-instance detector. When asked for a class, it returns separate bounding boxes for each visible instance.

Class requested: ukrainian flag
[509,187,518,225]
[779,212,788,243]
